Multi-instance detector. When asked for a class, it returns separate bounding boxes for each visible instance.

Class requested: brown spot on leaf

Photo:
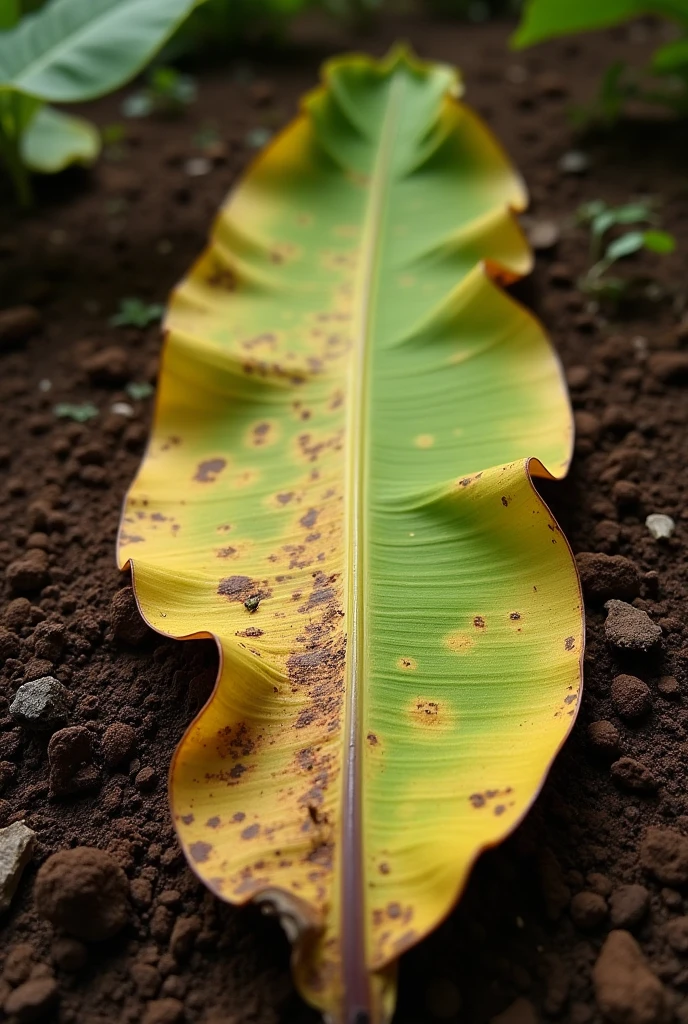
[206,816,221,829]
[194,458,226,483]
[473,616,486,629]
[564,635,575,650]
[241,824,260,840]
[189,841,213,863]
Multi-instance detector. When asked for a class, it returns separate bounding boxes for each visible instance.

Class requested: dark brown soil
[2,10,688,1024]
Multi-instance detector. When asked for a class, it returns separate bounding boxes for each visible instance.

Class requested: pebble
[3,977,59,1022]
[610,757,658,794]
[34,846,130,941]
[611,674,652,722]
[575,553,640,602]
[640,827,688,885]
[184,156,211,177]
[559,150,590,174]
[101,722,137,769]
[527,219,560,251]
[0,821,35,913]
[593,930,666,1024]
[0,306,42,350]
[570,891,608,930]
[645,513,675,540]
[609,884,650,930]
[110,587,151,646]
[10,678,70,731]
[587,720,621,760]
[47,726,100,797]
[604,600,662,653]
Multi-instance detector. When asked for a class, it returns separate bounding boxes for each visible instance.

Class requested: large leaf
[513,0,688,48]
[0,0,203,102]
[21,103,100,172]
[118,48,583,1024]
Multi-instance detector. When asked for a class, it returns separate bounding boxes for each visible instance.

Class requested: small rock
[490,998,538,1024]
[184,156,211,177]
[6,551,50,595]
[110,587,150,646]
[657,676,680,698]
[527,219,560,251]
[609,884,649,930]
[604,600,662,653]
[3,977,59,1022]
[135,766,158,792]
[0,821,35,913]
[611,757,658,794]
[611,674,652,722]
[664,916,688,953]
[645,514,675,540]
[640,827,688,886]
[142,997,184,1024]
[587,721,621,760]
[102,722,137,769]
[575,553,640,603]
[559,150,590,174]
[34,846,129,941]
[10,678,69,731]
[647,351,688,383]
[0,306,42,350]
[47,726,100,797]
[570,891,607,930]
[50,937,87,972]
[81,346,130,386]
[593,930,667,1024]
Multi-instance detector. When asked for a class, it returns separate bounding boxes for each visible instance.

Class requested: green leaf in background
[652,36,688,71]
[21,104,100,172]
[54,402,99,422]
[605,230,647,261]
[110,297,164,328]
[0,0,205,102]
[642,228,676,253]
[0,0,20,31]
[512,0,688,48]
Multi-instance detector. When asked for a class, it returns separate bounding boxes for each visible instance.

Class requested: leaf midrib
[341,68,404,1024]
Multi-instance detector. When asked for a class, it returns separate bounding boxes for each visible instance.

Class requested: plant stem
[1,134,33,208]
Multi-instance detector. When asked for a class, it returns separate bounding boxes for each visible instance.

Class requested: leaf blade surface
[118,49,583,1024]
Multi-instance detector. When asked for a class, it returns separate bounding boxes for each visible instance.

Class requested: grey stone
[604,600,662,653]
[0,821,35,913]
[10,677,69,730]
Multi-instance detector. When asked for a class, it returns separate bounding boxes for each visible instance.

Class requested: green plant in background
[577,198,676,299]
[122,66,197,119]
[0,0,206,207]
[110,298,165,329]
[513,0,688,123]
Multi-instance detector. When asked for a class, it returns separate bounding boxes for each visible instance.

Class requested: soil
[1,9,688,1024]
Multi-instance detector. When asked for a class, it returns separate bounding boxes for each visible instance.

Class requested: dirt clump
[3,976,59,1022]
[593,930,668,1024]
[610,674,652,721]
[34,847,130,941]
[575,552,640,601]
[110,586,151,645]
[0,306,42,350]
[640,827,688,886]
[609,884,650,930]
[604,600,663,653]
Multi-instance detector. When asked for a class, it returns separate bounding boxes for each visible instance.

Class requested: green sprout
[110,298,165,329]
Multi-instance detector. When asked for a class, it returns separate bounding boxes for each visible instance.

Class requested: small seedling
[577,199,675,299]
[513,0,688,124]
[122,66,197,119]
[0,0,202,207]
[125,381,155,400]
[54,402,99,423]
[110,299,164,329]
